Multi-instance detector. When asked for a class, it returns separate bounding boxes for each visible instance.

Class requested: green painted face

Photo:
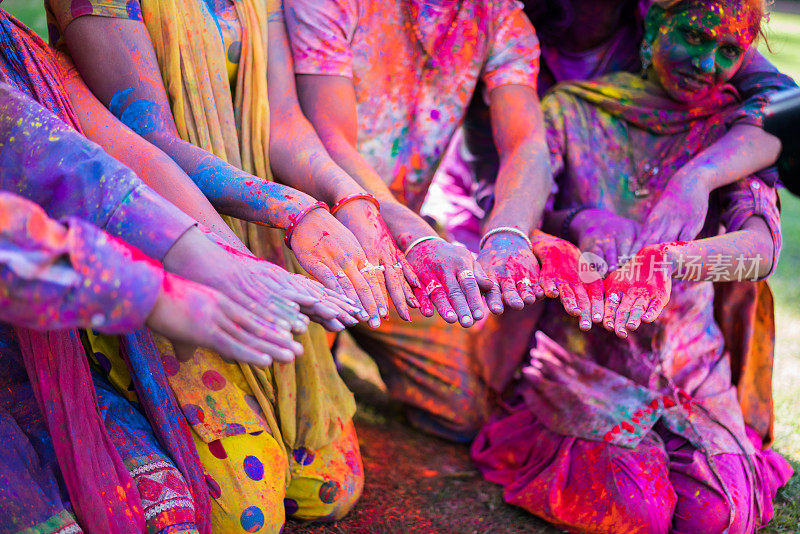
[647,3,755,102]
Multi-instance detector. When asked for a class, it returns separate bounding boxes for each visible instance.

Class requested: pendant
[634,187,650,198]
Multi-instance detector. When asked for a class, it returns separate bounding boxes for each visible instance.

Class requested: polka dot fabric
[191,421,363,532]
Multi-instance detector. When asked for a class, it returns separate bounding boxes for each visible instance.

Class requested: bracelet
[479,226,532,250]
[284,201,330,249]
[330,193,381,215]
[560,205,594,240]
[404,235,444,256]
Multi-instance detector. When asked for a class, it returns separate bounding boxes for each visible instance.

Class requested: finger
[340,261,380,325]
[209,328,274,367]
[642,296,669,323]
[603,291,622,331]
[558,283,579,316]
[399,254,422,289]
[659,221,684,244]
[614,293,638,339]
[539,272,559,299]
[625,297,648,332]
[444,272,475,327]
[572,284,592,331]
[413,285,435,317]
[172,342,197,363]
[219,315,302,362]
[425,276,458,324]
[587,280,605,323]
[473,261,495,293]
[500,275,524,311]
[517,278,538,306]
[361,260,390,319]
[221,297,302,344]
[305,263,369,323]
[484,276,504,315]
[383,259,411,321]
[457,266,485,320]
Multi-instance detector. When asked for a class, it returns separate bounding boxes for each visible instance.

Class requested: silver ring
[359,262,384,274]
[425,279,443,296]
[393,262,403,270]
[519,277,533,287]
[336,270,347,279]
[456,269,475,283]
[608,293,621,304]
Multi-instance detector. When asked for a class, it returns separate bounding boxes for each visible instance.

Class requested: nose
[691,51,715,74]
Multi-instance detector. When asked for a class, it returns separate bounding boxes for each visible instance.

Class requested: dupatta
[553,72,778,446]
[138,0,355,455]
[0,9,210,532]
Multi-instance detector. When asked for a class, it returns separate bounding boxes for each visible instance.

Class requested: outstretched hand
[602,244,674,338]
[333,199,421,321]
[531,230,603,331]
[147,273,304,367]
[405,238,492,327]
[477,232,542,315]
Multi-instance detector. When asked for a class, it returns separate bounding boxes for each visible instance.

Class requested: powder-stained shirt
[0,192,163,333]
[285,0,540,212]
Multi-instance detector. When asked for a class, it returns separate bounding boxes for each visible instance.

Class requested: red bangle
[330,193,381,215]
[284,201,330,249]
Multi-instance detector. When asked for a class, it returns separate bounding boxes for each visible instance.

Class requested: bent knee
[405,391,489,443]
[286,422,364,521]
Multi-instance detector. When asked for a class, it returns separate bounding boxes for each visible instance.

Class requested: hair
[651,0,769,43]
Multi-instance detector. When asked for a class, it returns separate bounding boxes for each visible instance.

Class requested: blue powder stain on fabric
[126,0,142,20]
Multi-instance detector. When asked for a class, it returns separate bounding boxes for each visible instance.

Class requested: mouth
[675,71,712,92]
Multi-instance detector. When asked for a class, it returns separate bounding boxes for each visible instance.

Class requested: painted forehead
[665,3,758,44]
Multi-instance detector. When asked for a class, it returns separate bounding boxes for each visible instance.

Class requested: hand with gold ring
[332,195,421,321]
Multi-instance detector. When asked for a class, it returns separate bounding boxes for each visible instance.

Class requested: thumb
[172,341,198,363]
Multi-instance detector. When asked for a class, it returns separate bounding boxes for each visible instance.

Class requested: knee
[286,423,364,522]
[404,383,490,443]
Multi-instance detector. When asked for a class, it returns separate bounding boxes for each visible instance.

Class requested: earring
[640,41,652,79]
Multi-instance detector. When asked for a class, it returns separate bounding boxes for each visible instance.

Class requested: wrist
[671,167,713,196]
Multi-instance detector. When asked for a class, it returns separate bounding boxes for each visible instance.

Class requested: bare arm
[60,15,390,323]
[296,73,492,325]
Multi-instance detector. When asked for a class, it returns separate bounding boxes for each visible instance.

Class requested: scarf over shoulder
[138,0,355,455]
[549,72,779,447]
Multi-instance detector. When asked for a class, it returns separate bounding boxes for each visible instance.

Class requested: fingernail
[473,308,484,320]
[593,313,602,321]
[410,297,420,308]
[606,321,614,329]
[445,311,457,322]
[460,315,473,326]
[358,310,370,320]
[379,307,388,318]
[369,317,381,328]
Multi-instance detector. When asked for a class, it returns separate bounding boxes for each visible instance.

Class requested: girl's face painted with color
[648,3,756,102]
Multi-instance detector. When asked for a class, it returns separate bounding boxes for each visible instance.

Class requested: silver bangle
[479,226,532,250]
[404,235,444,256]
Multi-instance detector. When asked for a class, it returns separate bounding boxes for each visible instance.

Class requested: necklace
[400,0,465,70]
[624,123,660,199]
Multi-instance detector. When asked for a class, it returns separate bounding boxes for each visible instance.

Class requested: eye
[720,44,742,60]
[681,28,704,45]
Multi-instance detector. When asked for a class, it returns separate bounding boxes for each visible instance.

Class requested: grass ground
[2,2,799,532]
